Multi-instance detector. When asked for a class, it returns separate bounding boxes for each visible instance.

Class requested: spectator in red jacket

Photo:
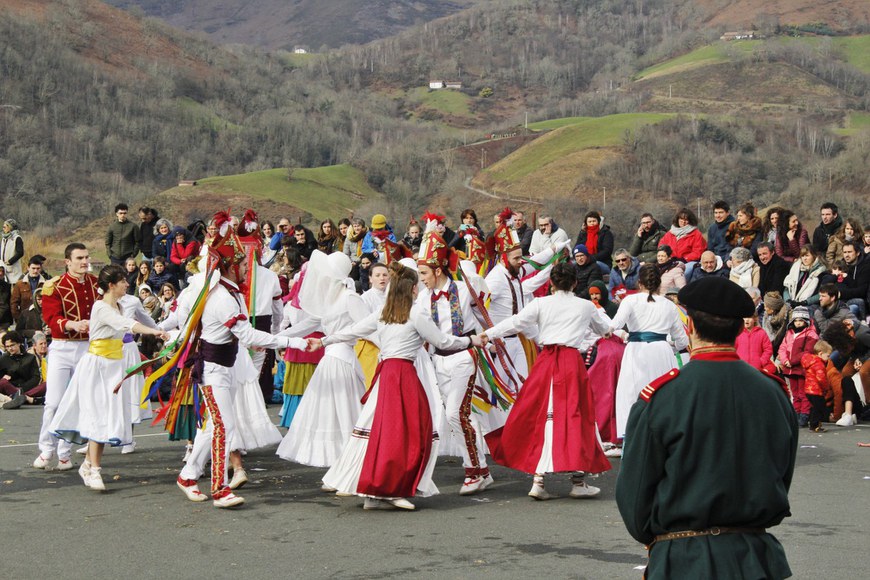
[659,207,707,279]
[169,227,200,286]
[735,313,775,373]
[801,340,833,432]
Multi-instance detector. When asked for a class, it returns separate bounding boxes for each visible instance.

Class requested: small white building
[429,80,444,89]
[720,31,756,41]
[445,81,462,89]
[293,46,309,54]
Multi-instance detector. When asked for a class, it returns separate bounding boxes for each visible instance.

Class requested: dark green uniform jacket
[616,346,798,580]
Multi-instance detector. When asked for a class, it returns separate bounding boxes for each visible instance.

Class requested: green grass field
[196,165,382,221]
[635,41,759,80]
[833,112,870,136]
[482,113,674,184]
[408,87,472,117]
[636,35,870,80]
[176,97,241,131]
[527,116,592,131]
[833,36,870,73]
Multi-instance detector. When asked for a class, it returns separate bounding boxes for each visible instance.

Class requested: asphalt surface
[1,405,868,579]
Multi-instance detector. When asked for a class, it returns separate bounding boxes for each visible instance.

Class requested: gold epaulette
[41,276,61,297]
[760,367,790,397]
[639,368,680,402]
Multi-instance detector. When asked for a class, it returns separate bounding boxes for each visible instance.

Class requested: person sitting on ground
[628,213,666,264]
[151,218,174,262]
[362,214,397,263]
[775,209,810,263]
[0,331,44,409]
[147,256,179,291]
[813,283,858,337]
[686,250,729,284]
[574,210,614,274]
[607,249,641,303]
[343,218,368,264]
[571,244,603,297]
[655,245,686,294]
[832,241,870,320]
[291,224,318,261]
[735,311,775,373]
[801,340,834,433]
[530,215,570,256]
[725,202,763,255]
[728,246,760,290]
[124,257,138,294]
[823,319,870,426]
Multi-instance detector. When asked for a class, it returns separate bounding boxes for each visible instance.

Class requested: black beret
[678,277,755,318]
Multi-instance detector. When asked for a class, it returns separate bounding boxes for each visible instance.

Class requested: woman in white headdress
[276,250,369,468]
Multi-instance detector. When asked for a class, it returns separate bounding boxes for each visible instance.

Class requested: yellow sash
[88,339,124,360]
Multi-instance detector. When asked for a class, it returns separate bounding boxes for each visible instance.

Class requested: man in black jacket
[0,331,44,409]
[757,242,790,296]
[138,207,158,263]
[811,202,842,256]
[813,283,858,336]
[835,241,870,319]
[512,211,533,256]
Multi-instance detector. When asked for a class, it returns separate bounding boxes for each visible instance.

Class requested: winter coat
[657,260,686,293]
[801,353,831,398]
[362,227,397,263]
[659,228,706,262]
[812,216,843,256]
[170,238,201,268]
[777,326,819,377]
[707,216,736,261]
[775,227,810,262]
[105,219,140,260]
[837,252,870,303]
[762,302,791,354]
[736,326,775,373]
[725,217,763,254]
[572,260,604,296]
[152,232,173,261]
[813,300,857,336]
[575,224,614,265]
[758,255,791,296]
[782,259,826,305]
[729,260,760,290]
[608,256,641,298]
[10,276,43,320]
[628,222,667,264]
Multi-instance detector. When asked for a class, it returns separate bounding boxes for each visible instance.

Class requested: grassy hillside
[472,113,673,199]
[192,165,384,221]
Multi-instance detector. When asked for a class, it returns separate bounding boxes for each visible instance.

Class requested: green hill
[193,165,383,221]
[480,113,674,186]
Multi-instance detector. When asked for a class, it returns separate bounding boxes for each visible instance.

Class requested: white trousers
[179,363,237,494]
[38,341,88,460]
[432,351,487,472]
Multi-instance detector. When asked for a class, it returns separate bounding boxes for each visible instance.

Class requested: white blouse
[323,304,471,361]
[486,291,610,348]
[89,300,136,341]
[608,293,689,350]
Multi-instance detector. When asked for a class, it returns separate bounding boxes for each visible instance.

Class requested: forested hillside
[105,0,478,50]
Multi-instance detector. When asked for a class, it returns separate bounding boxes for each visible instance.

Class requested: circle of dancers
[32,207,694,510]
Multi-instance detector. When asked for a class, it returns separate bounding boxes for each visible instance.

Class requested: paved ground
[1,405,868,579]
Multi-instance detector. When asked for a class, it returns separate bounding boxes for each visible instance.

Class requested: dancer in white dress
[50,265,169,491]
[317,262,484,510]
[276,250,368,468]
[610,264,689,442]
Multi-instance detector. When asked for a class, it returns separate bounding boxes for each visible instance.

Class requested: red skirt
[587,336,625,444]
[358,359,434,498]
[485,345,611,475]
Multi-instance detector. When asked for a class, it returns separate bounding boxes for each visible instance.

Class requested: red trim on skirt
[485,345,611,475]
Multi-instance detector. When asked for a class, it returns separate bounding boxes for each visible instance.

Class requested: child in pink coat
[776,306,818,426]
[736,313,775,373]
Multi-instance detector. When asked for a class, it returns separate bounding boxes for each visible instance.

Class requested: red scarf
[585,224,600,256]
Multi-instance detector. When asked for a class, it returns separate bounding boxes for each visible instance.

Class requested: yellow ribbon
[88,339,124,360]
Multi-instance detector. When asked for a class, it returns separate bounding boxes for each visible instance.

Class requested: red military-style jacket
[40,272,100,340]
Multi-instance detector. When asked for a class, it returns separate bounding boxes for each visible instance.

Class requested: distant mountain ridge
[104,0,479,50]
